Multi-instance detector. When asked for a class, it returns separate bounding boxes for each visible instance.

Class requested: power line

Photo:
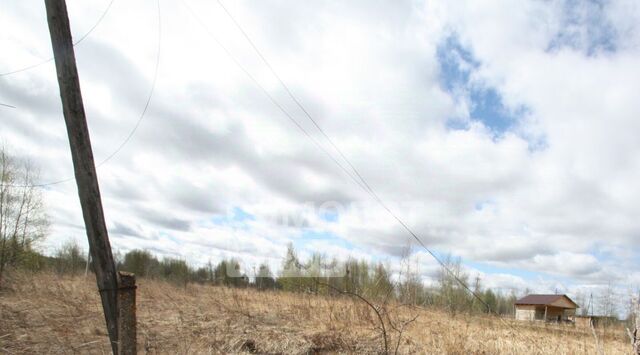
[180,0,369,194]
[173,8,498,320]
[215,0,497,313]
[1,0,161,189]
[211,10,552,348]
[0,0,116,77]
[95,0,161,166]
[0,103,16,109]
[214,0,363,186]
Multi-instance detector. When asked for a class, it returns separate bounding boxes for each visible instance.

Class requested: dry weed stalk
[320,281,421,355]
[592,324,604,355]
[0,270,634,354]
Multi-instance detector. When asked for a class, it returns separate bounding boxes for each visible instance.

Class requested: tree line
[2,230,518,317]
[0,147,627,320]
[10,239,517,316]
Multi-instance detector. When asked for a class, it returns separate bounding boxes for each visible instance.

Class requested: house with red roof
[514,294,578,322]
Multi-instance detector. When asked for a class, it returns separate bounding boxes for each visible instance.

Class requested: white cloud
[2,0,639,295]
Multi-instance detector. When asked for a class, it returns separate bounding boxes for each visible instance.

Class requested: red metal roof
[514,294,578,308]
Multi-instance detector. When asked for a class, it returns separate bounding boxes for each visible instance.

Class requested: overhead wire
[215,8,548,346]
[179,0,369,194]
[0,0,116,77]
[95,0,161,167]
[0,0,161,189]
[214,0,499,314]
[214,0,368,191]
[216,7,541,344]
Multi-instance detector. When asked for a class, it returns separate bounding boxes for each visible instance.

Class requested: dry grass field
[0,271,631,354]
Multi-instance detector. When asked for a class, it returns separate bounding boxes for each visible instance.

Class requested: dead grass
[0,271,631,354]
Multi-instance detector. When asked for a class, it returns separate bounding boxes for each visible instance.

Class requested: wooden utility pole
[85,249,91,277]
[117,272,137,355]
[44,0,119,352]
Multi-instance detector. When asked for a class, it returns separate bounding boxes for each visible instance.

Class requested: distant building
[514,294,578,322]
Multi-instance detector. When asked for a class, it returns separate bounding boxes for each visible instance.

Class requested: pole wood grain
[44,0,119,352]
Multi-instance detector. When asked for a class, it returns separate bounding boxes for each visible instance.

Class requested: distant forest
[3,237,519,317]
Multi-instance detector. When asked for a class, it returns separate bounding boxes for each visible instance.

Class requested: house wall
[515,305,536,321]
[550,297,577,309]
[515,305,572,322]
[545,306,565,321]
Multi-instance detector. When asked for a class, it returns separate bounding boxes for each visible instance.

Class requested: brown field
[0,271,631,354]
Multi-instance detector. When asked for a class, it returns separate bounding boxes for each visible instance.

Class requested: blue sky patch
[319,210,339,223]
[437,35,526,136]
[467,260,539,281]
[295,229,355,252]
[469,88,517,134]
[211,207,255,228]
[546,0,617,56]
[474,199,496,211]
[438,36,477,92]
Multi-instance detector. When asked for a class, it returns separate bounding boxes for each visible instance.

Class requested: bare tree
[437,254,471,315]
[574,289,587,316]
[0,147,48,284]
[597,282,618,319]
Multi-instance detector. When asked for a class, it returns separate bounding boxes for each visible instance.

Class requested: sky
[2,0,640,311]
